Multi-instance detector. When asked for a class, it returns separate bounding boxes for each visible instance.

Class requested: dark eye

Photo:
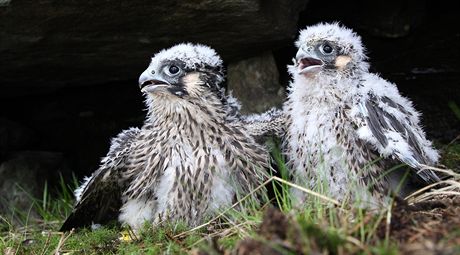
[321,43,333,54]
[164,65,181,76]
[168,65,179,74]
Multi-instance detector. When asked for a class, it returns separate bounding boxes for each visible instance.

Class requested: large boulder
[0,118,35,160]
[227,52,284,114]
[0,151,69,224]
[0,0,308,91]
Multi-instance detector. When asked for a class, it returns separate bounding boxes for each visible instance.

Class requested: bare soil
[378,196,460,255]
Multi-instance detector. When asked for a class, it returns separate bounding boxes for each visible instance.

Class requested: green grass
[1,144,459,254]
[441,142,460,170]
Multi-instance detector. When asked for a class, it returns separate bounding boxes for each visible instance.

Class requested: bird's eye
[321,43,334,55]
[165,65,180,76]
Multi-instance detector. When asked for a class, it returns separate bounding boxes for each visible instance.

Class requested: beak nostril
[301,44,309,53]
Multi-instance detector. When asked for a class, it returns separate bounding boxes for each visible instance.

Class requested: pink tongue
[299,58,322,69]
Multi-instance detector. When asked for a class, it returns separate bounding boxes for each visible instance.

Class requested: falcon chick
[60,43,270,232]
[284,23,440,207]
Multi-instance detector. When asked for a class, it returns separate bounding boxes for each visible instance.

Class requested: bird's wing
[351,74,439,183]
[240,107,286,138]
[60,128,140,231]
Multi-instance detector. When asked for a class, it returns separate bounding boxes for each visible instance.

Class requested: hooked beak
[138,69,170,93]
[295,45,324,75]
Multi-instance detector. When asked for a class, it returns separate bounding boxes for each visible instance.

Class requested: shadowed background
[0,0,458,219]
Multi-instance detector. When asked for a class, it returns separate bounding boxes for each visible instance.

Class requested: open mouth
[140,79,169,91]
[298,57,323,74]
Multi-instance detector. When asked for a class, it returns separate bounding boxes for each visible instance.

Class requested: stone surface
[0,151,69,223]
[227,52,284,114]
[0,118,35,160]
[0,0,308,91]
[347,0,427,38]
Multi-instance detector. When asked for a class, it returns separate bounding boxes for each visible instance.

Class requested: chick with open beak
[282,22,439,209]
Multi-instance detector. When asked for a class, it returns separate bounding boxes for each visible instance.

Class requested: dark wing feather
[60,128,140,231]
[356,93,439,183]
[59,167,121,231]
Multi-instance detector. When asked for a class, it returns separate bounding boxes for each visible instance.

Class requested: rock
[0,118,35,159]
[348,0,427,38]
[227,52,284,114]
[0,0,308,91]
[299,0,427,39]
[0,151,69,224]
[0,0,11,7]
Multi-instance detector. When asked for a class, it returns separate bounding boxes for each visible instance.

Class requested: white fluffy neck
[288,71,361,105]
[145,92,226,128]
